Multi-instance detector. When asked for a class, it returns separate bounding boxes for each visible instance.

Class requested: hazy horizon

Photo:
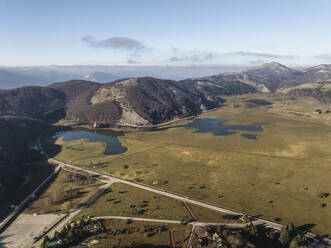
[1,0,331,66]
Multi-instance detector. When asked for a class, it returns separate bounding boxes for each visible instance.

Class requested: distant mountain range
[0,65,246,89]
[0,62,330,129]
[189,62,331,103]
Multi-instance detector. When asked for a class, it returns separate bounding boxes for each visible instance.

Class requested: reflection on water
[184,118,266,139]
[52,130,127,155]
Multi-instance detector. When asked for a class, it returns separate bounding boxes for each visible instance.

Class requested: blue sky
[1,0,331,66]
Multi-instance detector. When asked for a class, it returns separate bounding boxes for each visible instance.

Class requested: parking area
[0,213,65,248]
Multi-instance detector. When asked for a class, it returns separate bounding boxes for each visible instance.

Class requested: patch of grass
[76,183,192,222]
[77,219,190,248]
[44,95,331,235]
[24,170,103,214]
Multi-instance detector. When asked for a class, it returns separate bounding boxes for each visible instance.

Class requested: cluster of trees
[0,148,42,190]
[278,224,305,248]
[0,147,53,217]
[39,186,77,211]
[215,225,231,246]
[0,86,65,120]
[62,172,94,185]
[242,223,306,248]
[194,223,317,248]
[43,172,96,210]
[0,115,54,218]
[315,109,331,114]
[194,225,247,247]
[41,218,103,248]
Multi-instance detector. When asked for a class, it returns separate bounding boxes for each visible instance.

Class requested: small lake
[52,130,127,155]
[184,118,266,139]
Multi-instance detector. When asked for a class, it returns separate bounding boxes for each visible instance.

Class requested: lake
[52,130,127,155]
[184,118,265,139]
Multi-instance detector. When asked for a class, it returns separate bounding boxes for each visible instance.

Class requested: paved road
[37,138,331,247]
[94,216,182,224]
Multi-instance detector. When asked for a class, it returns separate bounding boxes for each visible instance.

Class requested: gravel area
[0,213,65,248]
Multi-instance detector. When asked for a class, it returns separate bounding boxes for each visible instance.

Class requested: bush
[221,229,229,239]
[279,228,290,245]
[289,234,303,248]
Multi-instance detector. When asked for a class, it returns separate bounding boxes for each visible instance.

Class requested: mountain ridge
[1,62,331,128]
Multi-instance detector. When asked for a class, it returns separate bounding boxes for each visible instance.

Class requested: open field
[75,182,192,222]
[222,94,331,124]
[24,170,103,214]
[0,213,65,248]
[74,219,191,248]
[42,95,331,235]
[75,182,238,223]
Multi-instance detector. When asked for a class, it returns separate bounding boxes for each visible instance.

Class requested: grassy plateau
[42,95,331,235]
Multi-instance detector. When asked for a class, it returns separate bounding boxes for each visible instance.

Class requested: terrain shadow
[0,234,13,248]
[45,143,62,158]
[124,245,170,248]
[296,223,316,232]
[23,170,60,210]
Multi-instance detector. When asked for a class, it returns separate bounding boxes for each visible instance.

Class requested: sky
[1,0,331,66]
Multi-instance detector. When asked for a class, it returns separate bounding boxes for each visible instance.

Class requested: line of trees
[242,223,306,248]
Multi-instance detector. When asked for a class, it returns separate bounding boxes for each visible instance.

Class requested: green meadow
[42,95,331,235]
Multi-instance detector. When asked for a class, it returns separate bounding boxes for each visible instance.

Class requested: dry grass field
[42,95,331,235]
[75,182,238,223]
[24,170,103,214]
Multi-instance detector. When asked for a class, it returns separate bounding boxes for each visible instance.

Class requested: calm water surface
[52,130,127,155]
[184,118,266,139]
[52,118,264,155]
